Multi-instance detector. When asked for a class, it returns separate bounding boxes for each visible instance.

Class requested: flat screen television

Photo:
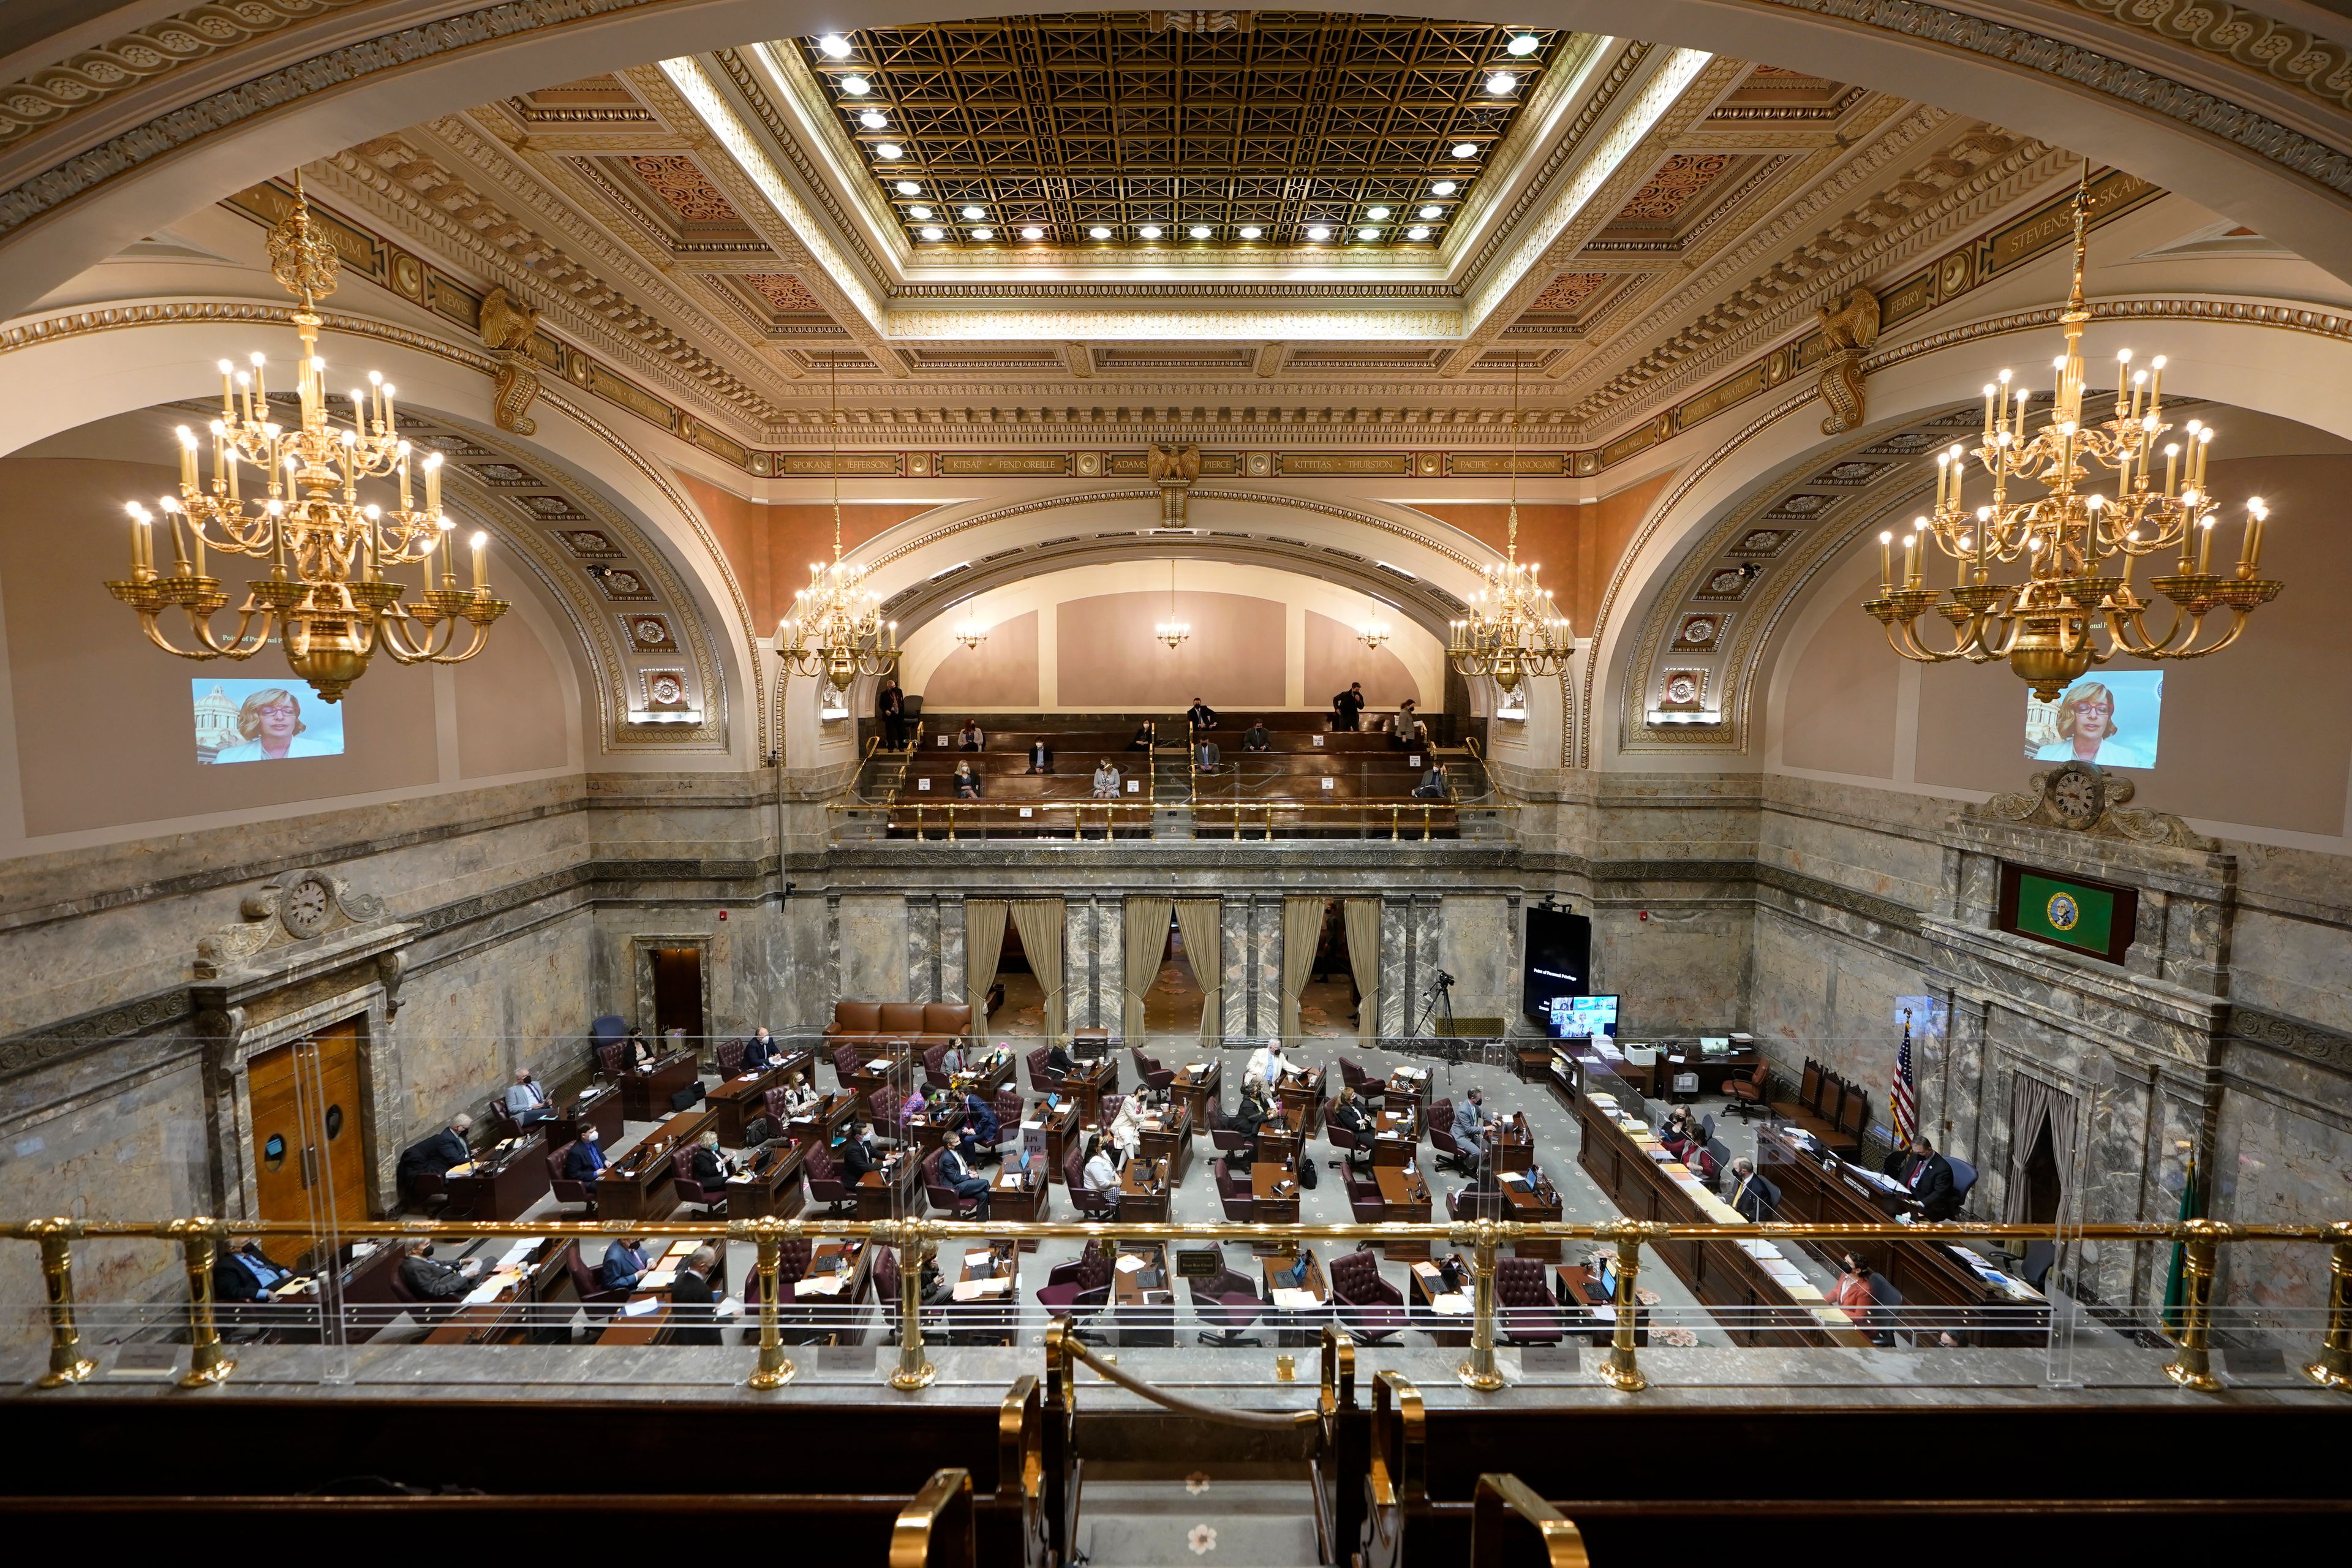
[1549,993,1619,1040]
[1522,905,1593,1025]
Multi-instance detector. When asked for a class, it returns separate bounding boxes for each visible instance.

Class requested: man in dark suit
[397,1237,477,1300]
[1332,682,1365,731]
[669,1246,724,1346]
[840,1121,884,1182]
[599,1237,649,1292]
[1727,1158,1774,1222]
[564,1128,608,1186]
[213,1242,297,1303]
[396,1115,473,1202]
[938,1143,992,1219]
[741,1027,780,1071]
[1896,1135,1960,1220]
[1027,738,1052,774]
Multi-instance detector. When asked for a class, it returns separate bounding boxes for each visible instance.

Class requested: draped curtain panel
[1174,899,1223,1047]
[1343,897,1382,1042]
[1009,899,1068,1044]
[965,899,1008,1017]
[1279,895,1328,1044]
[1122,895,1174,1043]
[2002,1071,2081,1222]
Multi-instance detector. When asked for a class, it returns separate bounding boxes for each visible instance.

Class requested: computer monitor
[1549,993,1619,1041]
[1599,1259,1618,1299]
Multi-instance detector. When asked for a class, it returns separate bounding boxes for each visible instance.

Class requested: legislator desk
[1036,1096,1080,1180]
[942,1244,1021,1344]
[1260,1248,1331,1346]
[904,1101,967,1158]
[617,1047,701,1121]
[706,1063,785,1145]
[1371,1109,1418,1168]
[1252,1161,1302,1225]
[1374,1163,1433,1260]
[840,1046,913,1101]
[990,1160,1051,1224]
[1276,1068,1325,1134]
[784,1237,870,1333]
[1255,1101,1309,1167]
[856,1151,924,1219]
[1499,1167,1564,1261]
[554,1082,624,1150]
[594,1104,717,1221]
[1061,1058,1117,1128]
[788,1090,858,1147]
[1757,1123,2049,1344]
[1407,1255,1473,1346]
[1170,1058,1223,1137]
[1118,1156,1173,1223]
[1110,1242,1176,1346]
[594,1238,729,1346]
[1382,1066,1431,1121]
[951,1049,1016,1102]
[1137,1105,1193,1181]
[442,1130,549,1221]
[1627,1043,1762,1102]
[1489,1112,1534,1175]
[1555,1261,1649,1349]
[1577,1080,1871,1349]
[725,1137,807,1219]
[423,1238,568,1346]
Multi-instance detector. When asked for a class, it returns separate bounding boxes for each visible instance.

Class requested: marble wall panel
[836,895,908,1000]
[1593,905,1753,1038]
[399,908,595,1135]
[1441,895,1514,1025]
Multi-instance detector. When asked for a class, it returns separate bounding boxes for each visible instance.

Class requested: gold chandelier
[777,358,899,687]
[1449,356,1572,691]
[1156,557,1190,650]
[106,176,506,703]
[1356,606,1392,651]
[1863,164,2281,698]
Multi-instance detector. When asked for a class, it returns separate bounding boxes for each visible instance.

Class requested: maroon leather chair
[1325,1119,1370,1170]
[1213,1162,1255,1221]
[1184,1253,1265,1347]
[922,1043,953,1089]
[1038,1240,1113,1325]
[832,1044,867,1087]
[742,1238,813,1309]
[1497,1257,1567,1345]
[1130,1047,1175,1093]
[1337,1055,1387,1109]
[1328,1246,1407,1343]
[671,1153,729,1218]
[1446,1185,1507,1223]
[1027,1046,1065,1095]
[1065,1145,1118,1219]
[1427,1099,1477,1176]
[546,1141,597,1216]
[803,1144,855,1216]
[870,1084,908,1139]
[763,1085,798,1126]
[992,1086,1024,1136]
[922,1148,985,1219]
[565,1242,630,1319]
[1341,1160,1386,1222]
[595,1041,629,1078]
[716,1038,747,1077]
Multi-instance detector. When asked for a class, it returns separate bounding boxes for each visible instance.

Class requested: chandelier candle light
[1449,358,1573,691]
[107,176,506,701]
[1157,558,1190,650]
[1863,164,2281,698]
[776,360,900,690]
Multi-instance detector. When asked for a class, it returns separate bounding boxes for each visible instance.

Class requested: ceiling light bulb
[1408,225,1431,240]
[961,205,985,221]
[1432,180,1458,196]
[1189,225,1213,239]
[859,110,887,130]
[919,225,944,241]
[1452,142,1479,159]
[970,226,993,240]
[1367,205,1391,220]
[819,34,852,59]
[1507,34,1540,56]
[841,75,870,95]
[1358,225,1381,240]
[875,143,903,159]
[908,205,932,219]
[1089,225,1112,239]
[894,180,921,195]
[1238,225,1262,239]
[1022,225,1046,240]
[1139,225,1163,239]
[1486,71,1518,94]
[1306,225,1331,241]
[1417,205,1442,220]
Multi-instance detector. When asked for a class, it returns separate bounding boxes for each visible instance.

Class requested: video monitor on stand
[1548,994,1619,1042]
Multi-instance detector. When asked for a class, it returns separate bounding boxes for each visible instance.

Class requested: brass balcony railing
[826,797,1491,842]
[7,1215,2348,1398]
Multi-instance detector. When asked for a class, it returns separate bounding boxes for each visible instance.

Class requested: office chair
[1186,1253,1266,1347]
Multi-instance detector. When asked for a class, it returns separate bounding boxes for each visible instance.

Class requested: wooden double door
[247,1019,371,1261]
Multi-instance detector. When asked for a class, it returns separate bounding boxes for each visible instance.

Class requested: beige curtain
[1279,896,1327,1044]
[965,899,1008,1016]
[1344,898,1382,1042]
[1010,899,1067,1044]
[1174,900,1223,1047]
[1122,896,1173,1044]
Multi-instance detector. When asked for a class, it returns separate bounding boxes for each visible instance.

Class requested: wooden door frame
[630,935,713,1052]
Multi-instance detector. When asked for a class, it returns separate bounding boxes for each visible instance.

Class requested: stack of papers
[866,1058,891,1072]
[952,1276,1013,1301]
[1270,1287,1322,1311]
[641,1268,679,1291]
[796,1273,846,1298]
[620,1296,662,1318]
[1427,1292,1471,1316]
[445,1161,477,1178]
[498,1240,538,1268]
[1115,1256,1148,1275]
[1737,1238,1785,1262]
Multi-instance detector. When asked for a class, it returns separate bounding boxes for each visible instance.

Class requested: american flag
[1890,1011,1918,1145]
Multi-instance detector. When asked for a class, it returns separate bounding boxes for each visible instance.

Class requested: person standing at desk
[1080,1133,1121,1212]
[564,1127,608,1187]
[397,1237,478,1300]
[504,1068,557,1127]
[1332,682,1366,731]
[397,1114,473,1202]
[938,1142,992,1218]
[1246,1039,1300,1087]
[959,1087,1009,1163]
[1727,1158,1774,1221]
[670,1246,723,1346]
[600,1237,649,1292]
[213,1242,297,1303]
[876,677,907,751]
[741,1026,781,1071]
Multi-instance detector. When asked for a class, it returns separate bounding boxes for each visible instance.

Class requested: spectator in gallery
[1128,721,1157,751]
[1413,761,1451,800]
[1332,681,1366,731]
[953,761,984,799]
[1092,761,1122,799]
[1391,699,1425,747]
[212,687,338,763]
[957,717,986,750]
[1242,720,1273,751]
[1028,737,1053,773]
[1186,697,1220,731]
[876,677,907,750]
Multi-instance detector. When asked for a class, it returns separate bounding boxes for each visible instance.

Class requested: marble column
[1377,895,1409,1040]
[940,895,967,1008]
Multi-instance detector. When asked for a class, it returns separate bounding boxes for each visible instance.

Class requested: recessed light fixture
[894,180,921,196]
[1357,225,1381,240]
[1306,225,1332,241]
[919,225,944,241]
[819,34,851,59]
[960,205,985,221]
[1238,225,1262,239]
[841,75,870,95]
[1507,33,1540,56]
[1451,141,1479,159]
[1021,225,1045,240]
[1367,205,1391,220]
[1485,71,1518,94]
[859,109,887,130]
[908,205,932,219]
[1189,225,1213,239]
[971,226,994,240]
[875,143,903,159]
[1139,225,1164,239]
[1419,204,1442,219]
[1088,225,1112,239]
[1408,225,1431,240]
[1431,180,1458,196]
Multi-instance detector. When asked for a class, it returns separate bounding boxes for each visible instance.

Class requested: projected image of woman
[212,688,337,762]
[2030,679,2155,769]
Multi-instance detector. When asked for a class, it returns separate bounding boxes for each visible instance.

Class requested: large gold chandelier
[777,359,899,687]
[1863,165,2281,698]
[107,176,505,703]
[1449,358,1572,691]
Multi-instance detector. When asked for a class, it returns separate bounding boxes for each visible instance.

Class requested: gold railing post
[914,803,925,841]
[746,1219,796,1389]
[1422,804,1432,842]
[2162,1217,2230,1391]
[28,1218,96,1387]
[1597,1219,1662,1392]
[890,1218,937,1390]
[164,1218,234,1387]
[1390,805,1400,842]
[1458,1218,1504,1390]
[2305,1221,2352,1390]
[947,806,957,842]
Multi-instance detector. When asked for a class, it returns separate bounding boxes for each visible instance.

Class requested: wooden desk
[1170,1058,1223,1137]
[1373,1164,1433,1261]
[788,1090,858,1148]
[1137,1107,1193,1182]
[943,1245,1021,1344]
[554,1084,623,1150]
[1276,1069,1325,1134]
[1382,1069,1430,1121]
[594,1106,717,1221]
[905,1103,966,1158]
[1639,1047,1760,1100]
[442,1131,549,1221]
[1251,1161,1302,1224]
[1117,1158,1172,1223]
[785,1238,870,1333]
[1061,1059,1116,1128]
[1577,1088,1869,1349]
[706,1064,785,1145]
[725,1139,807,1219]
[1036,1098,1080,1182]
[1407,1256,1474,1346]
[1371,1110,1418,1168]
[1555,1262,1648,1349]
[619,1049,700,1121]
[1259,1249,1330,1346]
[840,1047,914,1102]
[951,1052,1016,1102]
[1513,1046,1556,1085]
[1498,1168,1563,1261]
[423,1239,567,1346]
[595,1292,671,1345]
[856,1153,924,1219]
[1757,1126,2049,1345]
[1255,1103,1308,1167]
[990,1162,1051,1224]
[1110,1242,1175,1346]
[1489,1115,1535,1175]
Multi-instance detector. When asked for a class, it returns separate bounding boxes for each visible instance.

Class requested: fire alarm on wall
[1638,910,1649,922]
[718,910,729,921]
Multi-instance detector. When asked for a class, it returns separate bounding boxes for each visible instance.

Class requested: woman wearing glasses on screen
[211,688,337,762]
[2029,678,2157,770]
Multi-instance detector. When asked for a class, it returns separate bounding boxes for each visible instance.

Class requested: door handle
[301,1145,318,1189]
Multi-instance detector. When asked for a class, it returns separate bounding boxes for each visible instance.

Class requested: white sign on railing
[917,778,932,791]
[1321,777,1335,791]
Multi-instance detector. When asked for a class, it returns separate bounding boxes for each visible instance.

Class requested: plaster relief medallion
[627,614,677,652]
[641,669,690,709]
[596,568,654,600]
[1074,451,1104,477]
[1863,431,1937,455]
[390,252,424,300]
[559,529,623,558]
[1768,493,1834,519]
[1819,461,1883,484]
[1728,528,1793,557]
[1659,669,1706,710]
[1697,567,1755,600]
[477,462,538,486]
[279,873,334,940]
[908,453,933,477]
[519,494,586,521]
[1670,613,1727,652]
[1939,249,1974,300]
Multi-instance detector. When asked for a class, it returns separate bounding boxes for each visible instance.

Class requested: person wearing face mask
[564,1127,609,1186]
